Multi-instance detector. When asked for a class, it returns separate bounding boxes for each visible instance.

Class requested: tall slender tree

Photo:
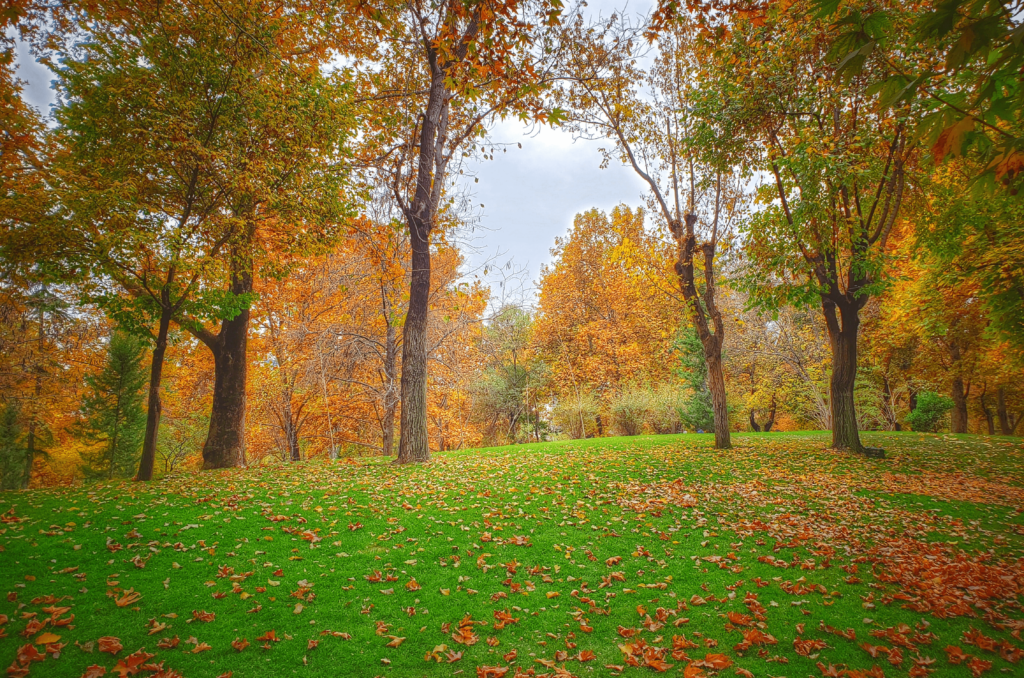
[77,332,148,479]
[355,0,567,463]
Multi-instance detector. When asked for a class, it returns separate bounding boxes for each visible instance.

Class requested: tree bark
[997,387,1018,435]
[948,342,969,433]
[763,394,776,432]
[748,410,761,432]
[136,301,171,481]
[197,260,252,470]
[670,214,731,449]
[705,347,731,448]
[382,321,398,456]
[396,214,432,464]
[980,386,995,435]
[823,298,863,453]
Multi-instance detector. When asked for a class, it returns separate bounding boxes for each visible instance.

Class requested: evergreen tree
[676,326,716,432]
[78,332,148,479]
[0,403,25,490]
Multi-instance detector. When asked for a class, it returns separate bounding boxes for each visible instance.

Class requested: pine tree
[676,326,716,433]
[0,403,25,490]
[78,333,148,479]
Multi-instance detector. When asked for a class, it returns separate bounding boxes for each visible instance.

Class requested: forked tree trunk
[980,386,995,435]
[748,410,761,432]
[670,215,730,449]
[763,394,776,432]
[997,387,1019,435]
[396,219,431,464]
[823,298,863,453]
[198,263,252,470]
[136,302,172,481]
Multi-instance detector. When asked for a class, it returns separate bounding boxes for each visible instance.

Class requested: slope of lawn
[1,431,1023,678]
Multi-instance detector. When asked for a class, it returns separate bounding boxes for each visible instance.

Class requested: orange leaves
[256,630,279,643]
[405,578,421,592]
[111,648,154,677]
[726,611,752,626]
[191,610,216,623]
[493,609,520,631]
[112,589,142,608]
[691,653,733,670]
[385,636,406,648]
[81,666,107,678]
[475,667,508,678]
[98,637,123,655]
[794,638,828,656]
[451,614,483,646]
[155,636,179,650]
[231,638,249,652]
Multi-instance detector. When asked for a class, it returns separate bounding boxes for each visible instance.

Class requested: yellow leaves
[33,632,60,645]
[385,635,405,648]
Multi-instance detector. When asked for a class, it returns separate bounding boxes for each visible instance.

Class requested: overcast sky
[13,0,654,302]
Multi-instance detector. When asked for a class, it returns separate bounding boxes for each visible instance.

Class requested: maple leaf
[231,638,249,652]
[111,648,155,677]
[256,630,279,643]
[81,666,107,678]
[385,636,405,648]
[98,637,123,655]
[476,667,508,678]
[693,653,732,670]
[113,589,142,608]
[156,636,179,649]
[307,639,318,650]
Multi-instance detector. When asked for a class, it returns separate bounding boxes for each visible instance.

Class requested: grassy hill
[1,431,1023,677]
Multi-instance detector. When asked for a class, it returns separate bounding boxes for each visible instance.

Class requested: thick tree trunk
[748,410,761,432]
[396,220,431,464]
[763,394,777,432]
[824,299,864,453]
[706,347,731,448]
[996,387,1018,435]
[201,267,251,470]
[950,377,968,433]
[136,303,171,481]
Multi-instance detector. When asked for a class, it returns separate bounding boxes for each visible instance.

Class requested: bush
[611,387,651,436]
[648,384,686,434]
[551,391,599,439]
[906,391,953,433]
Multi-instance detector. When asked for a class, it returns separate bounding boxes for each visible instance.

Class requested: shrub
[611,387,651,436]
[647,384,686,434]
[552,391,599,439]
[906,391,953,433]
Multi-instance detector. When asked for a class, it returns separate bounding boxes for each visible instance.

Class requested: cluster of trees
[1,0,1022,486]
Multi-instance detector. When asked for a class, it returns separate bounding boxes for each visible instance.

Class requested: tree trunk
[706,348,731,448]
[823,298,863,453]
[396,218,431,464]
[670,215,731,449]
[763,394,777,432]
[980,386,995,435]
[881,374,899,431]
[200,266,251,470]
[997,387,1018,435]
[136,302,171,481]
[382,321,398,456]
[748,410,761,432]
[950,376,968,433]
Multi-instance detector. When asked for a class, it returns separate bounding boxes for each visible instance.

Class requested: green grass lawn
[2,431,1023,678]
